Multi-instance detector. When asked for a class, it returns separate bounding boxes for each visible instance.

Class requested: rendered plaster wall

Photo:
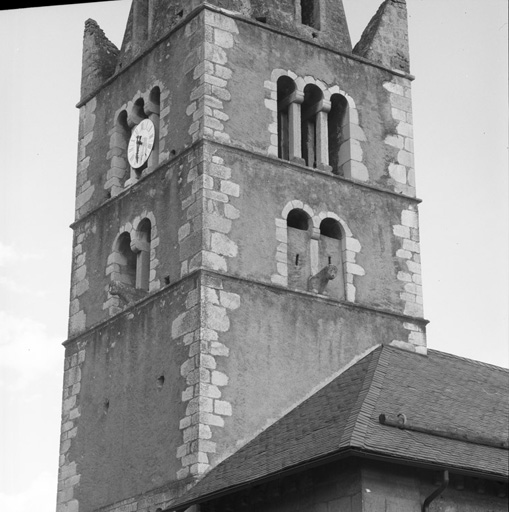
[128,0,352,52]
[360,463,508,512]
[208,461,363,512]
[204,460,507,512]
[207,143,422,319]
[62,5,427,510]
[75,13,203,219]
[61,280,198,512]
[194,274,424,468]
[215,13,416,196]
[69,153,187,337]
[71,6,422,335]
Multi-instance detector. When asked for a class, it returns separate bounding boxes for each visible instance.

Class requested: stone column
[316,99,332,172]
[310,226,321,276]
[288,90,305,165]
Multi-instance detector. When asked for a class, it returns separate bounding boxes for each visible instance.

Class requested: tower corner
[81,18,119,100]
[353,0,410,74]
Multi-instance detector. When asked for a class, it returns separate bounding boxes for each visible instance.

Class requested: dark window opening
[136,219,152,291]
[149,87,160,109]
[277,76,296,160]
[328,94,348,175]
[301,0,320,29]
[287,209,309,231]
[287,209,312,290]
[148,87,161,168]
[133,97,146,121]
[320,218,342,240]
[117,232,137,287]
[319,218,345,300]
[301,84,323,168]
[117,110,130,152]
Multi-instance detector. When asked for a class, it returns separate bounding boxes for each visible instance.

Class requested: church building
[56,1,508,511]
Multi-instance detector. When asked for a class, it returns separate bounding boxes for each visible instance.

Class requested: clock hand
[136,135,142,162]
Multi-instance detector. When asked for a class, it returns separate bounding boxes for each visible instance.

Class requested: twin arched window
[286,208,345,299]
[277,77,348,175]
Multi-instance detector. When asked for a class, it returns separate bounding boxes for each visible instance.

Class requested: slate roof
[169,345,509,510]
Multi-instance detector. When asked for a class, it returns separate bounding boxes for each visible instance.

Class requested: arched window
[328,94,348,175]
[301,0,320,29]
[117,109,130,147]
[319,218,345,299]
[135,218,152,291]
[277,76,297,161]
[117,232,137,287]
[287,208,312,289]
[301,84,323,168]
[146,87,160,168]
[132,97,146,124]
[125,98,149,183]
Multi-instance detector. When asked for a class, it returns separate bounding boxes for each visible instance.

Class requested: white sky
[0,1,507,510]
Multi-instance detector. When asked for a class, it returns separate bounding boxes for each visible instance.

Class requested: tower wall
[58,3,424,512]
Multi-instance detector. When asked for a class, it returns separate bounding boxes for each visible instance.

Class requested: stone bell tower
[57,1,425,511]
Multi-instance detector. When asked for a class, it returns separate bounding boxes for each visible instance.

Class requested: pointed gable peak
[353,0,410,74]
[81,19,119,99]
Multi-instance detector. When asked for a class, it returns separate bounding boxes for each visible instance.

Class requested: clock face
[127,119,155,169]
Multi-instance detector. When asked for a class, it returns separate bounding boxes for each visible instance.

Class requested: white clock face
[127,119,155,169]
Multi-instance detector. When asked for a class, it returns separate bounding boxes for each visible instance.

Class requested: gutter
[168,448,506,512]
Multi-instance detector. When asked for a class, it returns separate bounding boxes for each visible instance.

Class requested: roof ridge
[340,345,390,447]
[378,413,509,449]
[427,348,509,372]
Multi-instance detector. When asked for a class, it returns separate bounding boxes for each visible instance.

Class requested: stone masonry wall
[172,274,240,480]
[264,69,370,182]
[57,344,87,512]
[75,98,97,220]
[69,220,97,337]
[390,203,426,354]
[271,199,364,303]
[384,77,415,196]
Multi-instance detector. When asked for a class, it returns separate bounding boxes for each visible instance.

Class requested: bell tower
[57,1,425,511]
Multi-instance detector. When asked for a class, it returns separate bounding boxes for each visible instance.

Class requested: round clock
[127,118,155,169]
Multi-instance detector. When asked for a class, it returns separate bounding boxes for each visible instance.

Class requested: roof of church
[170,345,509,510]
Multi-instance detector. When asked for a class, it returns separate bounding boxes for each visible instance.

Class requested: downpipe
[422,470,449,512]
